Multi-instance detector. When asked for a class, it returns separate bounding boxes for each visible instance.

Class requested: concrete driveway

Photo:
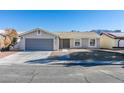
[0,51,52,65]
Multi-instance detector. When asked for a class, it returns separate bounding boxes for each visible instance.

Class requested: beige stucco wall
[70,38,99,48]
[96,38,100,48]
[114,39,119,47]
[100,34,116,49]
[70,39,74,48]
[18,30,59,51]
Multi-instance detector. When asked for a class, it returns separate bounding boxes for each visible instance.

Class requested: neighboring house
[18,28,100,51]
[100,32,124,49]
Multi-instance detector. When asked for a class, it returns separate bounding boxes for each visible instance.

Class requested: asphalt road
[0,64,124,83]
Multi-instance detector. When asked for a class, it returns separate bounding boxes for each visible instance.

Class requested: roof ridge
[53,31,96,33]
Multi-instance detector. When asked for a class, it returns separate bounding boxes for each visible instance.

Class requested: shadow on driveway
[25,49,124,67]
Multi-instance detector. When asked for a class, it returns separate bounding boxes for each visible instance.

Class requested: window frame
[74,39,81,47]
[89,38,96,47]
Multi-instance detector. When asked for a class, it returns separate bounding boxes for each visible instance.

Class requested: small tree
[3,28,18,51]
[11,37,17,46]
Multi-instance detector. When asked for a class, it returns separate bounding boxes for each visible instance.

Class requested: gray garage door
[25,38,54,51]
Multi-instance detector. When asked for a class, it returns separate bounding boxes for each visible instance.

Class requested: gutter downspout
[118,39,121,47]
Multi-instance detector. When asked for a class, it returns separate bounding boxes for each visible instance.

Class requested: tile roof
[102,32,124,39]
[109,32,124,37]
[54,32,100,39]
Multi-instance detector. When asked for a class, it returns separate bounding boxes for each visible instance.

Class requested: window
[37,30,41,35]
[90,39,95,46]
[74,39,81,47]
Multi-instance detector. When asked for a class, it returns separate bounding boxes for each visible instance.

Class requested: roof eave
[101,33,116,39]
[20,28,58,37]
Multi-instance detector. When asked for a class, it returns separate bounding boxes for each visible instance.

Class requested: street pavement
[0,64,124,83]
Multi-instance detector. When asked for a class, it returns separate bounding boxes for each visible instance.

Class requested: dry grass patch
[0,51,17,58]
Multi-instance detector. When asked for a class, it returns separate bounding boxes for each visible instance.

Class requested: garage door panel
[25,39,53,51]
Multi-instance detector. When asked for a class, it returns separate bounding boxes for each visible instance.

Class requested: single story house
[100,32,124,49]
[18,28,100,51]
[54,32,100,49]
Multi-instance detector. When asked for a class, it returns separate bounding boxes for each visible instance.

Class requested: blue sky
[0,10,124,32]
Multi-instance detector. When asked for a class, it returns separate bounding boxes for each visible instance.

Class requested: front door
[63,39,70,48]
